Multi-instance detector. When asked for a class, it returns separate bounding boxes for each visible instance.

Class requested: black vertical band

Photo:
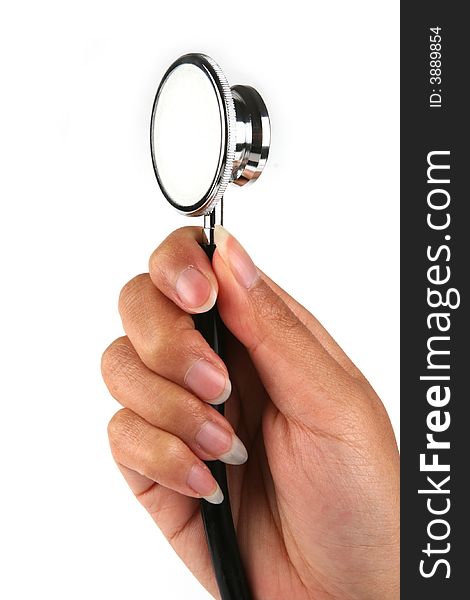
[401,2,469,596]
[193,242,252,600]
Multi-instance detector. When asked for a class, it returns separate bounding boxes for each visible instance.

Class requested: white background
[0,1,399,598]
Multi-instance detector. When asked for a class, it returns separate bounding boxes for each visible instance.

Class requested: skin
[101,226,400,600]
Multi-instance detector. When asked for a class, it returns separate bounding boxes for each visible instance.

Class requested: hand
[101,226,399,600]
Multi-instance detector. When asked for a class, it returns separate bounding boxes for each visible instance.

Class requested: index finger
[149,226,218,315]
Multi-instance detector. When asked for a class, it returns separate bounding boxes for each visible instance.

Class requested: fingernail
[187,464,224,504]
[196,421,248,465]
[214,225,259,289]
[175,266,216,312]
[184,359,232,405]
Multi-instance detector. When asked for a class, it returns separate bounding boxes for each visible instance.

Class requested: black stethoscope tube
[193,241,252,600]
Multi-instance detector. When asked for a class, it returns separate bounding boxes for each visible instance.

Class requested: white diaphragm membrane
[152,63,223,208]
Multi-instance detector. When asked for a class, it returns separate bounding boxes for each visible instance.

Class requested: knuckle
[141,432,191,484]
[148,246,160,272]
[164,436,191,466]
[142,318,193,373]
[107,409,147,462]
[118,273,151,315]
[100,336,133,384]
[107,408,134,445]
[144,320,168,357]
[148,245,173,290]
[148,234,173,269]
[138,331,165,373]
[176,327,203,360]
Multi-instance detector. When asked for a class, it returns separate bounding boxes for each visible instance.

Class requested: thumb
[213,226,356,424]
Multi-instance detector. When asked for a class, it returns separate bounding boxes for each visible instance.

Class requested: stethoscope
[149,53,271,600]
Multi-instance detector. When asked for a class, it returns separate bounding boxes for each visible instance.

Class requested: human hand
[101,226,399,600]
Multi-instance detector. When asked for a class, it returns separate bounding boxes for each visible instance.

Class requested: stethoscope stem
[203,199,223,245]
[194,208,252,599]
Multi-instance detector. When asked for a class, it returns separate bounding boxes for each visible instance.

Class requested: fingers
[107,408,223,504]
[145,225,367,424]
[101,337,248,466]
[118,273,231,405]
[148,226,218,314]
[148,226,362,381]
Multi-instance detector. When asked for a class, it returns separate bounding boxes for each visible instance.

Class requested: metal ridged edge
[199,54,236,215]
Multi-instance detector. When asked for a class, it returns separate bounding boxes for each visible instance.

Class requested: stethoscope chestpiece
[150,53,270,217]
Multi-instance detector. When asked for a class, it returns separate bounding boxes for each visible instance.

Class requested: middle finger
[119,273,231,405]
